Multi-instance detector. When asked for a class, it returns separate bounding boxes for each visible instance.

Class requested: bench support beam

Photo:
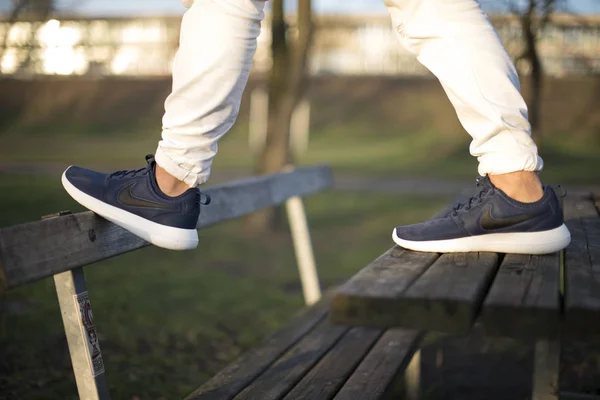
[54,267,111,400]
[405,349,421,400]
[532,339,560,400]
[286,195,321,305]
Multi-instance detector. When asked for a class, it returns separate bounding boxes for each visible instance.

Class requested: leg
[156,0,266,193]
[62,0,266,250]
[387,0,571,254]
[533,340,560,400]
[385,0,543,202]
[54,266,110,400]
[285,192,322,306]
[405,349,421,400]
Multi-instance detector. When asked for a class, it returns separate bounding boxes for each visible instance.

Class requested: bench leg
[54,267,111,400]
[286,195,322,305]
[405,349,421,400]
[532,340,560,400]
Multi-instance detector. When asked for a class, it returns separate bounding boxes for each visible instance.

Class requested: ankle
[155,163,192,197]
[488,171,544,203]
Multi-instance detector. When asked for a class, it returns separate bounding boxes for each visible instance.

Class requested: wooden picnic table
[330,192,599,399]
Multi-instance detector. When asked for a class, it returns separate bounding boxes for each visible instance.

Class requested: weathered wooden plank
[333,329,424,400]
[562,194,600,339]
[0,255,7,292]
[184,298,330,400]
[331,250,498,333]
[399,252,500,333]
[532,340,560,400]
[330,247,439,328]
[480,252,561,338]
[282,327,382,400]
[0,166,332,290]
[198,166,331,228]
[562,194,596,222]
[234,319,348,400]
[0,212,148,291]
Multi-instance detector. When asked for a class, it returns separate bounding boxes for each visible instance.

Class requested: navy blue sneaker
[392,176,571,254]
[62,155,210,250]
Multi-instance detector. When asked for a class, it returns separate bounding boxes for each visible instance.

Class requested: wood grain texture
[331,248,498,333]
[330,247,439,328]
[234,319,348,400]
[197,166,331,229]
[0,212,147,291]
[282,327,383,400]
[400,252,499,333]
[480,252,561,338]
[562,194,600,339]
[333,329,424,400]
[0,257,7,292]
[562,194,596,222]
[0,166,332,290]
[185,299,329,400]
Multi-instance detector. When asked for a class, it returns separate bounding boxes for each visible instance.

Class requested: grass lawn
[0,173,451,399]
[1,121,598,187]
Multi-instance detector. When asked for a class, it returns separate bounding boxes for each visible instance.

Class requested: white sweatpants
[156,0,543,187]
[155,0,266,187]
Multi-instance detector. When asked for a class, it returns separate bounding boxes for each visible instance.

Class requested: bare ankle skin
[488,171,544,203]
[155,163,192,197]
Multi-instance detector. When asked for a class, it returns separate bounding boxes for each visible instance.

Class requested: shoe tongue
[145,155,157,175]
[146,156,164,195]
[476,175,495,191]
[145,154,156,166]
[477,175,515,201]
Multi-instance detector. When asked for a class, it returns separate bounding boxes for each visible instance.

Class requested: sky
[1,0,599,16]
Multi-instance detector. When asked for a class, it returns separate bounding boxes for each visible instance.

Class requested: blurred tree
[485,0,600,143]
[250,0,314,231]
[484,0,577,144]
[1,1,28,55]
[1,0,55,74]
[507,0,566,143]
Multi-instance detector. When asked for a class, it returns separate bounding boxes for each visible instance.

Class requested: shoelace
[109,154,154,179]
[451,176,495,217]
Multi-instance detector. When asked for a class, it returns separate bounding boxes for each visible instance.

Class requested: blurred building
[0,16,180,76]
[0,13,598,78]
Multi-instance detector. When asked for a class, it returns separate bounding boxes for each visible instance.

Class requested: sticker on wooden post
[74,292,105,377]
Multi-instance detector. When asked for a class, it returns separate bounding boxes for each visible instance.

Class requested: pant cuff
[478,152,544,176]
[154,146,210,188]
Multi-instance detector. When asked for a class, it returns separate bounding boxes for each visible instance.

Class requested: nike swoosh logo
[480,206,539,231]
[118,182,177,210]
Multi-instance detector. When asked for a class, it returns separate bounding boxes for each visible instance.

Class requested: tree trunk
[248,0,314,232]
[521,1,544,146]
[259,0,291,177]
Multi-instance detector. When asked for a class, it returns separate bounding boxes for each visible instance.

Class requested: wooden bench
[330,191,600,399]
[1,165,426,400]
[185,297,423,400]
[0,166,366,400]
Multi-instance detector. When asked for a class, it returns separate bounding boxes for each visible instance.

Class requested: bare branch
[1,0,28,57]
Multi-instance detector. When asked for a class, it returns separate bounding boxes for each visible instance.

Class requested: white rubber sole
[62,168,198,251]
[392,224,571,255]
